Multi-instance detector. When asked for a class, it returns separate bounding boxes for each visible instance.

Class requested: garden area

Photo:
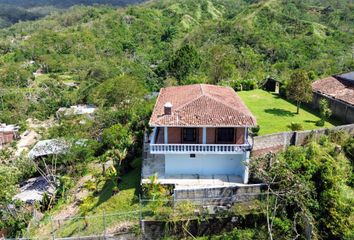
[238,89,340,135]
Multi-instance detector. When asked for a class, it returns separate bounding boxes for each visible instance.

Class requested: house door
[182,128,197,143]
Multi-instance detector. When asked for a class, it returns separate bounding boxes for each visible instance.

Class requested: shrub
[317,98,332,126]
[328,130,348,146]
[288,122,303,131]
[102,123,133,150]
[250,125,260,136]
[344,137,354,162]
[232,79,258,91]
[316,119,325,126]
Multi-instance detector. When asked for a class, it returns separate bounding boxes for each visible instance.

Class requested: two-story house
[143,84,257,185]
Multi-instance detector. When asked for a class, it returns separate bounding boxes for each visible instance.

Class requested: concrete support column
[243,151,250,184]
[202,127,207,144]
[164,127,168,144]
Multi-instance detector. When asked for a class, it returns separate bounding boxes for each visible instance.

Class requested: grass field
[238,89,339,135]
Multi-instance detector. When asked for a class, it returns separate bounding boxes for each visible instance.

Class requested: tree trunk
[102,163,106,176]
[296,101,301,114]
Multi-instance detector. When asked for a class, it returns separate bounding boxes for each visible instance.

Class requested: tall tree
[208,44,235,84]
[168,44,201,83]
[286,70,312,114]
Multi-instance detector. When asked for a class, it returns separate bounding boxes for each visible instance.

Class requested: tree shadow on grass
[268,94,344,126]
[271,93,282,99]
[304,120,317,124]
[264,108,296,117]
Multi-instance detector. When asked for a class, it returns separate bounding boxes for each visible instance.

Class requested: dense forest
[0,0,144,8]
[0,0,353,238]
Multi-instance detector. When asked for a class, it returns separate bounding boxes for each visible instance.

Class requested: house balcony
[148,126,252,154]
[150,143,251,154]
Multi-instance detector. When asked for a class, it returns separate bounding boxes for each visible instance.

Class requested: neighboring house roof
[56,105,96,118]
[149,84,257,127]
[28,139,70,159]
[0,124,19,133]
[312,73,354,106]
[13,176,56,204]
[336,71,354,84]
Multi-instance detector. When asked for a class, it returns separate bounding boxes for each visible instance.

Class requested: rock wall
[174,184,266,206]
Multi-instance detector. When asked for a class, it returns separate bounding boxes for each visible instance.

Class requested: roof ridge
[174,93,204,112]
[203,90,240,112]
[199,84,240,110]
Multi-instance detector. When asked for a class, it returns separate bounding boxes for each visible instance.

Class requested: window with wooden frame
[217,128,234,144]
[182,128,196,143]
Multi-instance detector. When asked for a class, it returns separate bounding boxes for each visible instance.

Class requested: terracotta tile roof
[312,76,354,106]
[149,84,257,127]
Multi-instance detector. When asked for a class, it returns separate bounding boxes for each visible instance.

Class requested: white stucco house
[142,84,257,186]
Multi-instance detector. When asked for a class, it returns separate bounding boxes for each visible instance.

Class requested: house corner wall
[242,151,251,184]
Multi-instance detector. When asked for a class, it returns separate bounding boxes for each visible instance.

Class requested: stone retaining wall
[174,184,266,206]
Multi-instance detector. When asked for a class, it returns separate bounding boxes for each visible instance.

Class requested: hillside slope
[0,0,353,123]
[0,0,145,8]
[0,4,48,28]
[0,0,145,28]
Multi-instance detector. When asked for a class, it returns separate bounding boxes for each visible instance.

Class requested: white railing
[150,143,251,154]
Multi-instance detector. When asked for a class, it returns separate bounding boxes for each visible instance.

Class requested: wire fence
[24,210,140,240]
[21,192,268,240]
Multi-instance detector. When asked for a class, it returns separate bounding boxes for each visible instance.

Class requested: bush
[328,130,349,146]
[344,137,354,162]
[232,79,258,91]
[316,119,325,126]
[318,98,332,125]
[102,123,133,150]
[288,122,303,131]
[250,125,260,136]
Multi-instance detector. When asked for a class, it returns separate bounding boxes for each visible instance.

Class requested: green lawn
[237,89,339,135]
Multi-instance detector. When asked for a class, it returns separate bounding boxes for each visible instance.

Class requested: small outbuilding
[262,77,283,93]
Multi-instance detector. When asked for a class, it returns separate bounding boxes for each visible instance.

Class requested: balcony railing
[150,143,251,154]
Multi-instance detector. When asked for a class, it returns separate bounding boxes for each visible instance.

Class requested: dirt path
[54,175,93,220]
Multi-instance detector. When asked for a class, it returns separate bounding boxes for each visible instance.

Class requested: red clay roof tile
[149,84,257,127]
[312,77,354,106]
